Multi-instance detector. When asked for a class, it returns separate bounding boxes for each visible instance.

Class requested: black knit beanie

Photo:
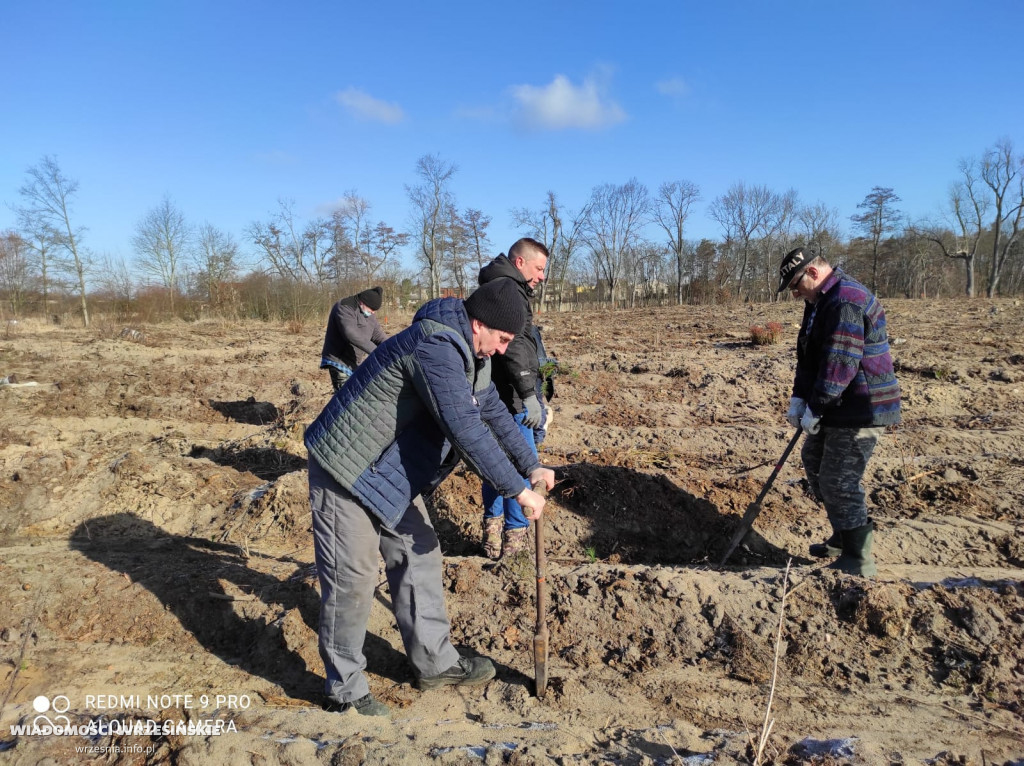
[463,279,527,335]
[357,286,383,311]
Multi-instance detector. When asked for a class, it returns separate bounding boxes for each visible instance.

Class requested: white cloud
[510,74,626,131]
[335,87,405,124]
[656,76,691,98]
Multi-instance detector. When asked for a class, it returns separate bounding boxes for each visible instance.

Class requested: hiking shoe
[483,516,503,560]
[501,527,529,558]
[323,693,390,717]
[809,532,842,558]
[417,656,496,691]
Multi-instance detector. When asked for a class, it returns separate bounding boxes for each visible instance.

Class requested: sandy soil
[1,298,1022,765]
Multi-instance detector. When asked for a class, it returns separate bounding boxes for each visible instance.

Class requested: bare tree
[462,208,491,273]
[979,139,1024,297]
[194,223,241,307]
[708,182,776,299]
[331,191,371,286]
[17,156,91,326]
[0,231,30,317]
[851,187,902,293]
[360,222,409,282]
[581,179,650,306]
[406,154,457,298]
[759,189,799,300]
[917,162,990,297]
[14,208,59,316]
[247,200,334,287]
[443,202,471,297]
[653,180,701,305]
[796,201,843,261]
[132,195,190,315]
[512,191,559,308]
[622,240,668,306]
[512,192,591,312]
[94,253,136,318]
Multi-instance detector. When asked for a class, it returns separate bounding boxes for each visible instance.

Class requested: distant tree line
[1,139,1022,326]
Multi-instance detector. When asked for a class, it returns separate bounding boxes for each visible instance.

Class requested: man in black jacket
[477,238,549,559]
[320,287,386,391]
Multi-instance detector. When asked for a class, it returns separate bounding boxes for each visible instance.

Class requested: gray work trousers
[309,457,460,704]
[800,426,883,532]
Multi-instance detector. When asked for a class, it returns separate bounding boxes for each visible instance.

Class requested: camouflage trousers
[801,426,883,532]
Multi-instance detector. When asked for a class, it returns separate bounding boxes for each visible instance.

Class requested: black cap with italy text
[777,246,815,293]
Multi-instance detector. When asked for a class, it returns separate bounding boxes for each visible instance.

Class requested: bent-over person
[305,278,555,716]
[320,286,386,391]
[778,246,901,577]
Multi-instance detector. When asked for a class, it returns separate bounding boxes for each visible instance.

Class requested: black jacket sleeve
[493,320,540,402]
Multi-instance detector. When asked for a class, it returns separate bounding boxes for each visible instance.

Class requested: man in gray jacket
[305,278,555,716]
[320,286,386,391]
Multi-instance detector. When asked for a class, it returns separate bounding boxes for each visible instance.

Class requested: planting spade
[718,427,803,566]
[532,480,550,697]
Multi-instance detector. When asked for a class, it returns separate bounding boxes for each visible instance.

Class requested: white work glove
[786,397,807,429]
[522,394,544,429]
[800,408,822,435]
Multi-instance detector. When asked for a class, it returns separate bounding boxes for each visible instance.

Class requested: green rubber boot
[827,521,877,577]
[809,531,842,558]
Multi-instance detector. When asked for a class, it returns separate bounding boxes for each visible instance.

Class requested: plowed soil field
[1,298,1022,765]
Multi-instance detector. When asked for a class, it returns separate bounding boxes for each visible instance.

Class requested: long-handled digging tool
[718,427,803,567]
[532,480,549,698]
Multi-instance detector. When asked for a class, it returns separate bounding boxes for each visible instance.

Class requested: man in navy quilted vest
[779,245,901,578]
[305,278,556,716]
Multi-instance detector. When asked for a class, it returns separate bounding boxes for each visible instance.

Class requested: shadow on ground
[69,513,412,702]
[209,398,281,425]
[552,461,794,567]
[189,444,306,481]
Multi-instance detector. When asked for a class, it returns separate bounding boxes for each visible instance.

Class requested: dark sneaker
[324,693,390,717]
[417,657,496,691]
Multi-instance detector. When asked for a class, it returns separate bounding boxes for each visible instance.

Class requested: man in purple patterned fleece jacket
[778,246,901,577]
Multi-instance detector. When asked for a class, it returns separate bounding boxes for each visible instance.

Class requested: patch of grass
[584,546,598,563]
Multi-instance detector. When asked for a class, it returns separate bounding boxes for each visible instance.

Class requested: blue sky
[2,0,1022,274]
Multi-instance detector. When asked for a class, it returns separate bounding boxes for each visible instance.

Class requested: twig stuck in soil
[657,726,684,764]
[0,603,40,721]
[753,559,792,766]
